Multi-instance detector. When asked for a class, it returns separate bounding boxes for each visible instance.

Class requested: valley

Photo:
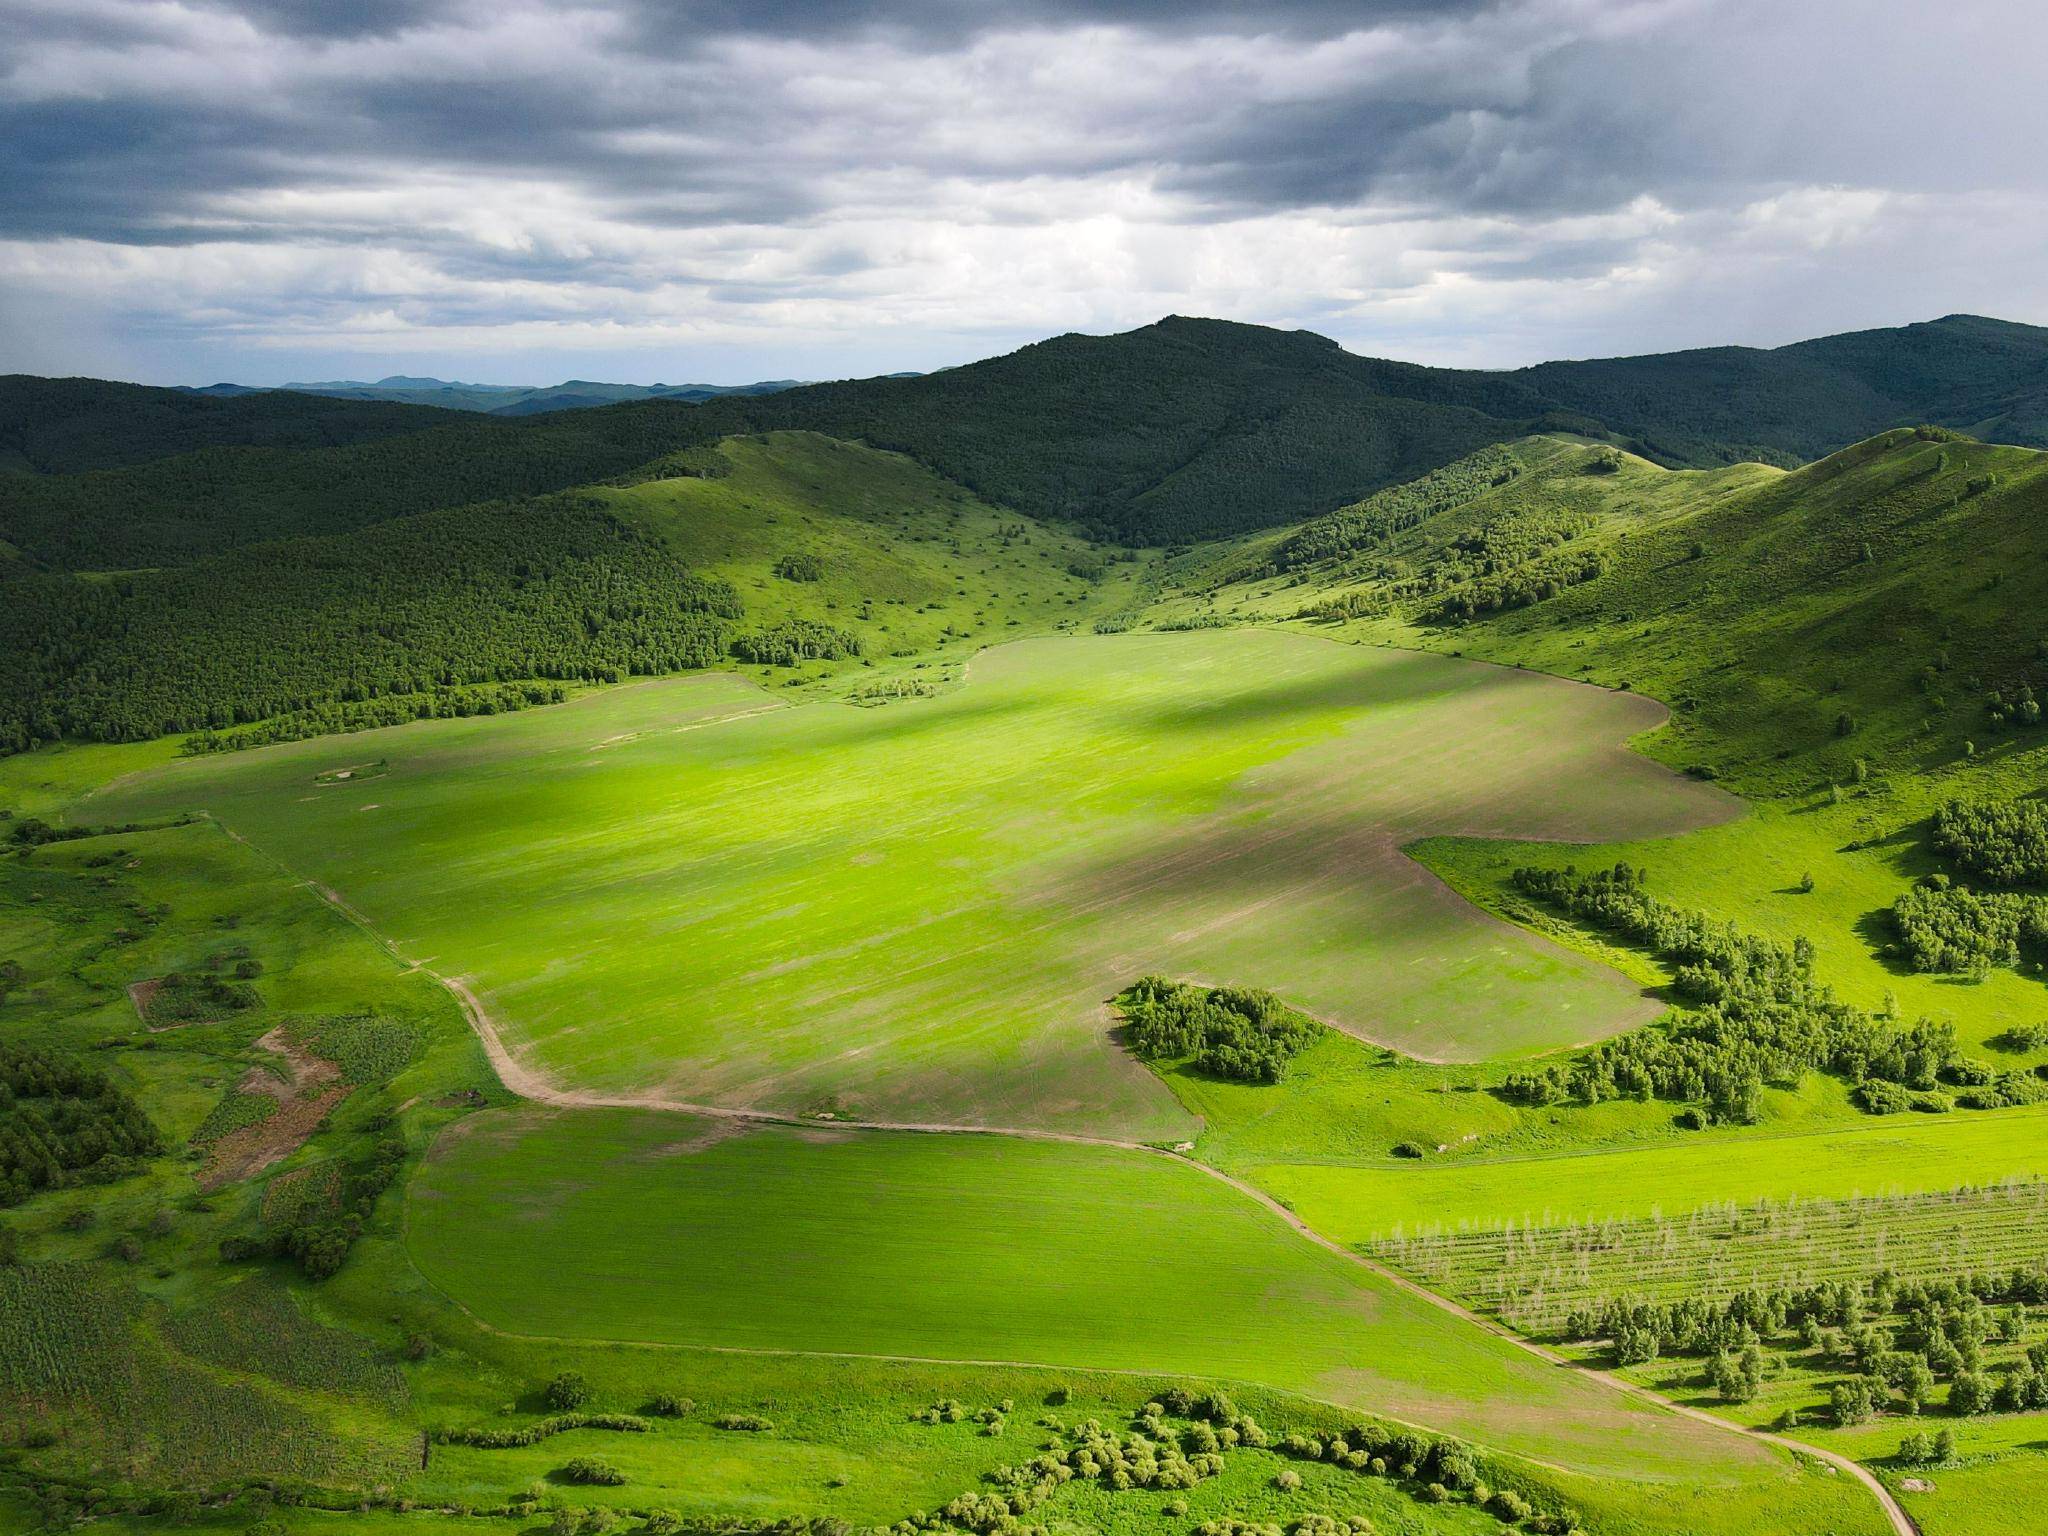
[5,318,2048,1536]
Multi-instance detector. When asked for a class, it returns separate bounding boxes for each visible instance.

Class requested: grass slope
[407,1104,1785,1487]
[89,630,1730,1135]
[1256,1107,2048,1241]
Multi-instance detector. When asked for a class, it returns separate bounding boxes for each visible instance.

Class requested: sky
[2,0,2044,386]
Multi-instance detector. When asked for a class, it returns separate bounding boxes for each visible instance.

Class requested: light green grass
[408,1104,1795,1489]
[90,630,1730,1135]
[602,430,1146,662]
[1256,1106,2048,1242]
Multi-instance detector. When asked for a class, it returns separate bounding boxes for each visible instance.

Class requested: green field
[90,629,1731,1136]
[1256,1107,2048,1242]
[407,1104,1792,1488]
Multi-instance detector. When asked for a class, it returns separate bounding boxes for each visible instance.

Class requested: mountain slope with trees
[5,314,2045,569]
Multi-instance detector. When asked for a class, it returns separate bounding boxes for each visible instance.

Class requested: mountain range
[181,374,808,416]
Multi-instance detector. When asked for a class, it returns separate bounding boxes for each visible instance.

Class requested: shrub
[1390,1141,1426,1159]
[773,552,825,582]
[1272,1469,1301,1491]
[543,1371,590,1411]
[648,1392,694,1417]
[559,1456,626,1486]
[715,1414,773,1432]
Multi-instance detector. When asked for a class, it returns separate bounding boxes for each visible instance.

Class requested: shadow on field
[1140,649,1474,735]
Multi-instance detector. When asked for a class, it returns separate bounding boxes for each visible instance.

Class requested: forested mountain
[0,376,444,476]
[8,315,2044,565]
[0,400,716,569]
[6,312,2048,757]
[1517,314,2048,468]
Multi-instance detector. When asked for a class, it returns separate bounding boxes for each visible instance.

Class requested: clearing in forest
[94,630,1732,1136]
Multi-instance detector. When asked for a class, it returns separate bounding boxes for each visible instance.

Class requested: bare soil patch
[198,1028,348,1191]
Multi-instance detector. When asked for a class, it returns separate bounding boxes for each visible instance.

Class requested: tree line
[0,496,741,754]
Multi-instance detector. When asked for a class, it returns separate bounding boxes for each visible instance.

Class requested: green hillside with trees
[9,314,2044,578]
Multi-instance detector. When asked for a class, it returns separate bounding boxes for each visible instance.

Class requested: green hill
[1188,426,2048,795]
[1518,313,2048,467]
[0,432,1131,752]
[7,314,2047,571]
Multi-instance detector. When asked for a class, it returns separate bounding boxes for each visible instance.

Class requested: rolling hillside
[0,432,1132,752]
[8,313,2044,576]
[1191,426,2048,794]
[1519,314,2048,468]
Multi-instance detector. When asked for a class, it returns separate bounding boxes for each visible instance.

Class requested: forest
[0,496,740,751]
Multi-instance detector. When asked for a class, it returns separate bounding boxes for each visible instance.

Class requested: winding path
[435,960,1917,1536]
[248,814,1911,1536]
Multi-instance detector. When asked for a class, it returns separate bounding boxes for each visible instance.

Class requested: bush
[1272,1469,1301,1491]
[773,552,825,582]
[544,1372,590,1411]
[648,1392,694,1417]
[559,1456,626,1486]
[715,1414,773,1432]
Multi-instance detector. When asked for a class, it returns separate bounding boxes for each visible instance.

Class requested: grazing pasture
[91,629,1731,1135]
[407,1105,1786,1486]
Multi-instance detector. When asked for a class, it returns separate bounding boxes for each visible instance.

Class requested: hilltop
[6,313,2044,561]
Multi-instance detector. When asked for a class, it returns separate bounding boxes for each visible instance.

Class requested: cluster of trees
[1984,682,2043,729]
[1567,1269,2048,1422]
[1,497,743,753]
[773,553,826,582]
[1503,864,1983,1121]
[729,620,862,666]
[1932,797,2048,886]
[1890,878,2048,974]
[1293,590,1384,625]
[1271,446,1523,571]
[1426,543,1610,624]
[1118,977,1323,1083]
[0,1044,161,1206]
[184,682,571,755]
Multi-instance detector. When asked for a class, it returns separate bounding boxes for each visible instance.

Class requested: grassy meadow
[406,1103,1795,1488]
[89,629,1730,1137]
[1256,1108,2048,1242]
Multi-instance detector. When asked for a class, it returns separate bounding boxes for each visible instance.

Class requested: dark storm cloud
[1,0,2043,382]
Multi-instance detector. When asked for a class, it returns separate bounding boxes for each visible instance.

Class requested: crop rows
[1369,1180,2048,1333]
